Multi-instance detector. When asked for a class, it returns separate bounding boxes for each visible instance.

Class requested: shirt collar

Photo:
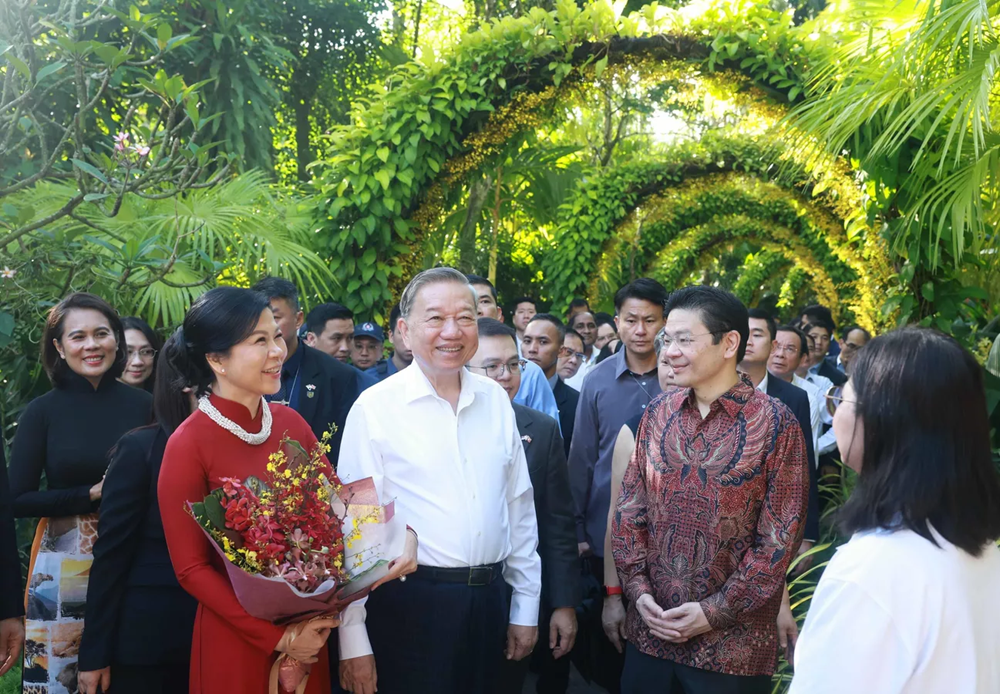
[679,373,756,419]
[756,372,769,393]
[547,373,559,389]
[403,359,483,411]
[613,347,657,379]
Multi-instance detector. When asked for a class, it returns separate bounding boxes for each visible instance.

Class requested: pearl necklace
[198,395,272,446]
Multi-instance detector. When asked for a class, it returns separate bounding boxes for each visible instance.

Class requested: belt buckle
[467,566,491,586]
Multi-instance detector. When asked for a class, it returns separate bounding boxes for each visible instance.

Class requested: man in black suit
[252,278,366,467]
[470,318,579,694]
[522,314,580,455]
[743,310,820,545]
[0,447,25,677]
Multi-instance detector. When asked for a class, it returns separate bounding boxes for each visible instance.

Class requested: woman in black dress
[9,292,152,691]
[78,331,198,694]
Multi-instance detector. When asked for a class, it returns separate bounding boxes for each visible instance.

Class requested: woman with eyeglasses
[120,317,163,392]
[791,328,1000,693]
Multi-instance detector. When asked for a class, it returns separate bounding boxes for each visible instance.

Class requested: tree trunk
[294,94,313,182]
[411,0,424,57]
[458,177,491,273]
[488,168,503,284]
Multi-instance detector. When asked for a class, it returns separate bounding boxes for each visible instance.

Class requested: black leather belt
[411,563,503,587]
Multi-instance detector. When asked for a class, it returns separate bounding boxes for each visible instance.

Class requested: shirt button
[641,382,646,386]
[641,404,646,409]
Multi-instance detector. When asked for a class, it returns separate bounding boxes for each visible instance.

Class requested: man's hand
[78,667,111,694]
[635,594,684,643]
[577,542,591,557]
[777,585,798,664]
[0,617,24,677]
[505,624,538,661]
[602,595,627,653]
[373,528,418,590]
[661,602,712,642]
[548,607,577,659]
[340,654,377,694]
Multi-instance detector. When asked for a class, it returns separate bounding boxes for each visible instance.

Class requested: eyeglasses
[558,347,586,361]
[660,332,720,350]
[127,347,157,360]
[466,359,527,378]
[825,386,856,417]
[773,344,803,356]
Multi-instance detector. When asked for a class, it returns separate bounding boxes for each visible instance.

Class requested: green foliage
[311,0,678,315]
[732,249,791,306]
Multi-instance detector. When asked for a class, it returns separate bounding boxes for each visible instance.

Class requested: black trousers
[365,569,508,694]
[104,662,189,693]
[577,555,624,694]
[621,644,772,694]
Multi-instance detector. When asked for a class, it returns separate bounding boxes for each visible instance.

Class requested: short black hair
[512,296,536,310]
[465,274,496,301]
[564,329,584,347]
[595,312,615,328]
[476,317,517,347]
[664,285,749,362]
[839,328,1000,556]
[799,304,835,334]
[251,276,299,312]
[842,325,872,342]
[568,298,590,312]
[776,324,810,358]
[747,308,777,341]
[306,302,353,334]
[614,278,668,315]
[42,292,128,387]
[389,303,402,333]
[528,313,566,340]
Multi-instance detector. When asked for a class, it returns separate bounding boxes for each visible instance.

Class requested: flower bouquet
[188,431,402,694]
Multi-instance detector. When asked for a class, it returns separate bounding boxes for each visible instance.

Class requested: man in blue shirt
[366,303,413,382]
[466,275,560,422]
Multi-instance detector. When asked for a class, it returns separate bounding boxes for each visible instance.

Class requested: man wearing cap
[352,320,385,371]
[367,304,413,382]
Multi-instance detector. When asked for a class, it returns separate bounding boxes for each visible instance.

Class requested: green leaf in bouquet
[281,438,310,468]
[190,501,207,524]
[204,493,228,531]
[244,475,269,497]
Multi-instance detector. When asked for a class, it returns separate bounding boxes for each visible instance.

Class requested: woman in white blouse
[791,327,1000,693]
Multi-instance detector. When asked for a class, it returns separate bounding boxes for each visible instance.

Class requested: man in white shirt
[769,325,827,458]
[337,267,542,694]
[564,311,600,390]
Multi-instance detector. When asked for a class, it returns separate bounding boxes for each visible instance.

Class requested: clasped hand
[276,616,339,664]
[635,594,711,643]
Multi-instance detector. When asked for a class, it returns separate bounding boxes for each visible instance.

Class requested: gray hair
[399,266,477,318]
[654,327,667,356]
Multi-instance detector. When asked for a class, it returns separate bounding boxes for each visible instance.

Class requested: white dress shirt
[792,374,823,466]
[792,527,1000,693]
[336,361,542,658]
[801,371,837,455]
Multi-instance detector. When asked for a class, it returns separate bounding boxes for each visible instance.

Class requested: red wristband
[604,585,623,596]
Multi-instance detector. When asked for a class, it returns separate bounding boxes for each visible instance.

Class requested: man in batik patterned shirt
[611,286,808,694]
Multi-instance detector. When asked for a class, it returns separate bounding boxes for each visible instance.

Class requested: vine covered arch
[311,0,893,327]
[545,136,894,331]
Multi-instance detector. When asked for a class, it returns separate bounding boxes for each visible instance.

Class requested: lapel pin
[520,434,532,445]
[306,383,316,398]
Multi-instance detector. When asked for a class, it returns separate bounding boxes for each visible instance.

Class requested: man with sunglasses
[522,314,581,454]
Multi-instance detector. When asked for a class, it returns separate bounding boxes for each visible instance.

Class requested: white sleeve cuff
[508,593,540,628]
[338,601,373,660]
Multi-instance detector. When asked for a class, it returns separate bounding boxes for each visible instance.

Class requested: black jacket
[294,343,365,469]
[0,447,23,620]
[79,426,197,669]
[552,377,580,456]
[766,376,821,542]
[817,358,848,387]
[513,404,579,610]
